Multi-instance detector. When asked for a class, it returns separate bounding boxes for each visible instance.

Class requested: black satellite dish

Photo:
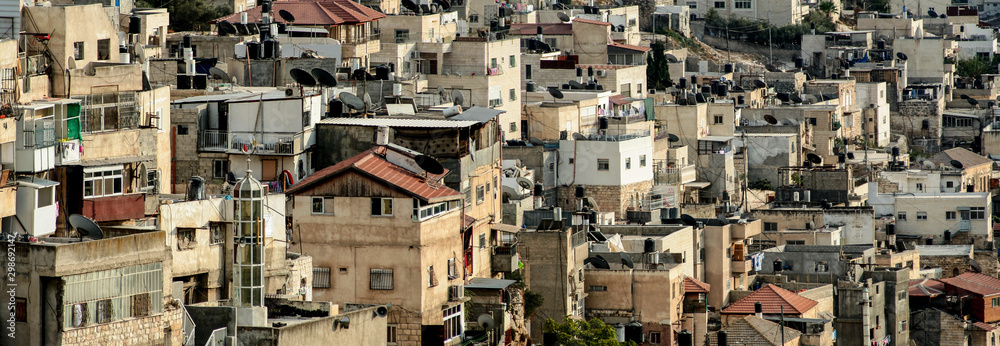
[218,21,237,36]
[402,0,421,13]
[289,68,317,87]
[557,12,571,22]
[569,80,585,89]
[451,90,465,106]
[776,93,790,102]
[278,9,296,23]
[433,0,451,11]
[896,52,908,61]
[940,14,947,18]
[584,256,610,269]
[667,133,680,142]
[951,159,964,169]
[807,153,823,164]
[339,92,365,111]
[618,253,634,268]
[664,54,679,63]
[753,79,767,89]
[68,214,105,240]
[415,155,445,175]
[960,94,970,100]
[764,114,778,124]
[548,88,564,99]
[789,94,803,104]
[968,98,980,107]
[680,214,698,227]
[208,67,230,81]
[928,10,938,18]
[311,68,337,87]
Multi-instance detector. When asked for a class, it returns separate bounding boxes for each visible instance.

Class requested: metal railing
[343,33,381,45]
[198,130,297,154]
[683,300,708,313]
[584,129,650,141]
[571,230,588,247]
[438,64,503,76]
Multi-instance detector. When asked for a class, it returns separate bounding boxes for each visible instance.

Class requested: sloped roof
[972,321,997,331]
[707,315,802,346]
[722,284,818,315]
[942,272,1000,297]
[285,146,460,202]
[609,42,651,52]
[684,276,711,294]
[572,18,611,26]
[510,23,573,35]
[930,147,993,169]
[909,278,946,297]
[214,0,384,25]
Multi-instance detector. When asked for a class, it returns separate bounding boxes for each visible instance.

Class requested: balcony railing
[438,64,504,77]
[198,130,297,155]
[683,300,708,313]
[343,33,381,45]
[583,130,650,142]
[654,165,696,184]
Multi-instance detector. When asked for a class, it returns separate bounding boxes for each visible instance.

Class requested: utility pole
[768,12,773,65]
[726,21,732,65]
[780,305,785,345]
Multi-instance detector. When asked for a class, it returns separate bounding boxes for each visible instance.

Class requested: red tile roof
[509,23,573,36]
[286,146,460,202]
[214,0,384,25]
[942,272,1000,297]
[572,18,611,26]
[684,276,711,294]
[909,278,946,297]
[722,284,818,315]
[973,322,998,331]
[609,42,651,52]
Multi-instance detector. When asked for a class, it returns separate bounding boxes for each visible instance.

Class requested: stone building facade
[557,180,655,216]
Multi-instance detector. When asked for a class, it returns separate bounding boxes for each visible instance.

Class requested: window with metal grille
[597,159,610,170]
[428,266,438,287]
[96,299,113,323]
[210,222,225,245]
[14,298,26,322]
[764,222,778,231]
[370,269,394,290]
[387,324,398,344]
[313,268,331,288]
[63,262,163,328]
[177,228,197,251]
[447,258,458,279]
[72,92,140,133]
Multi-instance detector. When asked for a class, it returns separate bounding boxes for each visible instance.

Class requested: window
[947,211,957,220]
[808,117,818,126]
[145,169,159,192]
[476,185,485,204]
[714,114,724,124]
[786,240,806,245]
[13,298,26,322]
[387,325,398,344]
[510,55,516,67]
[371,198,393,216]
[525,64,532,79]
[897,212,906,221]
[993,297,1000,307]
[443,305,463,341]
[177,228,197,251]
[370,269,394,290]
[649,332,661,343]
[510,122,517,132]
[764,222,778,231]
[815,261,829,272]
[37,186,53,208]
[597,159,610,171]
[714,1,725,7]
[625,157,631,169]
[479,234,487,249]
[589,285,608,292]
[898,290,907,301]
[427,266,438,287]
[735,0,751,8]
[568,158,575,164]
[394,29,409,43]
[447,258,459,279]
[900,320,907,332]
[469,14,479,23]
[917,212,927,220]
[947,181,955,188]
[63,263,162,328]
[209,222,225,245]
[213,160,229,179]
[313,268,331,288]
[312,197,334,215]
[639,155,647,167]
[73,42,84,60]
[915,183,923,192]
[97,39,110,60]
[510,88,517,101]
[95,299,113,323]
[687,1,697,8]
[971,207,986,220]
[176,125,189,135]
[84,166,124,198]
[490,58,498,69]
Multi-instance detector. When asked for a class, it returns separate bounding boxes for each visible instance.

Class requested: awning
[491,223,521,233]
[684,181,711,189]
[17,177,59,189]
[699,135,734,142]
[78,155,155,167]
[465,278,517,290]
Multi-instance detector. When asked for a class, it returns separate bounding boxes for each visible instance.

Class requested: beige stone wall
[572,22,610,65]
[59,305,183,345]
[557,180,654,216]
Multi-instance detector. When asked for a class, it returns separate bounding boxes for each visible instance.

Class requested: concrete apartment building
[688,0,808,25]
[693,217,762,309]
[868,181,993,247]
[286,145,466,345]
[751,207,876,246]
[518,225,588,341]
[556,131,654,214]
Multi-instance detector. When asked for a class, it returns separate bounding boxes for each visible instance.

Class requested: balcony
[15,125,56,173]
[731,257,753,273]
[436,64,504,77]
[56,139,81,165]
[82,194,146,222]
[655,164,696,184]
[198,130,299,155]
[683,299,708,314]
[20,54,50,77]
[491,244,519,272]
[583,129,651,142]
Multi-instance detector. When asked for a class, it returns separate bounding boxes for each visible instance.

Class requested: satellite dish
[548,88,564,99]
[717,213,730,225]
[402,0,421,13]
[802,94,818,103]
[667,133,680,142]
[568,80,585,89]
[789,94,803,104]
[557,12,571,22]
[776,93,790,102]
[968,98,979,107]
[218,21,237,36]
[664,54,679,63]
[951,159,964,169]
[433,0,451,11]
[68,214,105,240]
[477,314,496,329]
[764,114,778,124]
[289,68,317,87]
[517,177,533,190]
[896,52,908,61]
[572,132,588,140]
[451,90,465,106]
[528,137,544,145]
[233,23,249,35]
[584,256,610,269]
[940,14,947,18]
[363,93,373,111]
[695,93,707,103]
[753,79,767,89]
[680,214,698,227]
[415,155,446,175]
[928,10,938,18]
[960,94,970,100]
[780,118,798,126]
[311,68,337,87]
[922,159,936,170]
[208,67,230,81]
[278,9,296,23]
[807,153,823,164]
[618,252,635,268]
[339,92,365,110]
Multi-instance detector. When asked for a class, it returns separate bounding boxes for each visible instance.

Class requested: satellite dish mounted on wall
[557,12,571,22]
[311,68,337,87]
[451,90,465,106]
[278,9,296,23]
[68,214,105,240]
[289,68,317,87]
[415,155,446,175]
[478,314,496,329]
[807,153,823,164]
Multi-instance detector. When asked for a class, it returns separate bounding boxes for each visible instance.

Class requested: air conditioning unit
[449,285,465,301]
[596,70,607,77]
[284,87,301,98]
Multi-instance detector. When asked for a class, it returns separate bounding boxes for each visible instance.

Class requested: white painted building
[867,181,993,245]
[557,133,653,187]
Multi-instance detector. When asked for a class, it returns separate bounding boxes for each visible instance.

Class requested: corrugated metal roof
[466,278,517,290]
[942,272,1000,297]
[447,106,504,123]
[318,117,480,128]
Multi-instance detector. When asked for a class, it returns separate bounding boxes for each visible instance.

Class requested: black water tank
[702,85,712,94]
[678,330,693,346]
[562,84,571,90]
[588,66,595,77]
[678,78,687,89]
[877,40,886,49]
[375,65,390,80]
[838,154,846,163]
[328,99,343,117]
[755,302,763,314]
[718,84,728,97]
[886,224,895,235]
[599,117,608,129]
[847,152,855,159]
[576,186,586,198]
[261,0,271,13]
[794,57,804,68]
[193,74,207,89]
[246,42,261,60]
[724,63,734,73]
[129,16,141,34]
[576,67,583,77]
[773,258,784,272]
[177,75,192,90]
[624,321,643,343]
[718,330,729,346]
[533,184,543,196]
[187,176,206,201]
[892,146,900,157]
[926,238,934,245]
[644,238,655,253]
[526,81,537,92]
[262,39,279,59]
[738,95,745,104]
[183,35,192,48]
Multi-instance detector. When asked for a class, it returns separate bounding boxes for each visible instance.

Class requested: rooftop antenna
[68,214,105,241]
[339,92,365,116]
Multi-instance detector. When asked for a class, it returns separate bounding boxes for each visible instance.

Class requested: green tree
[956,56,1000,81]
[543,317,638,346]
[818,1,837,15]
[866,0,891,13]
[136,0,232,32]
[646,40,672,90]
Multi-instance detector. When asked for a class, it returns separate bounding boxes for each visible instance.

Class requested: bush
[704,8,835,47]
